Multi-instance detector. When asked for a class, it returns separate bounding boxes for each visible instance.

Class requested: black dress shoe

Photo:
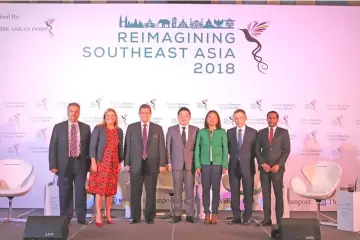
[242,217,251,225]
[130,219,139,224]
[145,219,154,224]
[171,216,181,223]
[77,220,89,225]
[185,216,197,223]
[228,218,242,225]
[258,220,272,226]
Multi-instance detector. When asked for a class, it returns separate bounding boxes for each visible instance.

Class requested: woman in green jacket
[195,110,228,224]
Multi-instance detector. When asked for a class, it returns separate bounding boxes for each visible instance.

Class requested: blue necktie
[238,128,243,149]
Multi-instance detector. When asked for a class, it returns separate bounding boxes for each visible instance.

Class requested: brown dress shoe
[204,213,210,224]
[211,214,217,224]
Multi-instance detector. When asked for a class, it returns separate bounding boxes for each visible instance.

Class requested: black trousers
[130,159,158,221]
[229,162,254,220]
[58,158,87,222]
[260,169,284,223]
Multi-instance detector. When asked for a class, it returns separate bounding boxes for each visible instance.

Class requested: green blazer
[194,128,228,170]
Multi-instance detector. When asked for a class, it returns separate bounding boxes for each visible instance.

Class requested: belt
[69,155,81,160]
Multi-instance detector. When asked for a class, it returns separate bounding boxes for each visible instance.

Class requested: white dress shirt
[141,121,150,137]
[68,120,80,156]
[236,125,246,143]
[179,124,189,141]
[268,126,277,138]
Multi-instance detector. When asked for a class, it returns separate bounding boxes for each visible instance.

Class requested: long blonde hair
[98,108,118,128]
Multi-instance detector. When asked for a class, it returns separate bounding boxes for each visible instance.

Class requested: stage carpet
[0,209,359,240]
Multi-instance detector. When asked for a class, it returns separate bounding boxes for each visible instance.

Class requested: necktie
[238,128,242,150]
[142,124,148,159]
[70,124,77,157]
[181,127,186,146]
[269,127,274,144]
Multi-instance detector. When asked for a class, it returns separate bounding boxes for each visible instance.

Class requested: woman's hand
[222,168,227,175]
[196,168,201,175]
[91,159,97,173]
[118,164,122,174]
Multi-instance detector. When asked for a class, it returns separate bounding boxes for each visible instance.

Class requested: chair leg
[0,197,27,223]
[316,200,337,227]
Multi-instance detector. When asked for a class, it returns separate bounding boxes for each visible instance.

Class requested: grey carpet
[0,209,359,240]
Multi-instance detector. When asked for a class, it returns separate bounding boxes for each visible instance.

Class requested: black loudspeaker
[272,218,321,240]
[23,216,69,240]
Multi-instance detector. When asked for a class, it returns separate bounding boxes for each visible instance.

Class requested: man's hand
[50,169,58,174]
[159,167,166,173]
[196,168,201,175]
[167,164,172,172]
[125,166,130,172]
[222,168,227,175]
[271,164,280,173]
[261,163,271,172]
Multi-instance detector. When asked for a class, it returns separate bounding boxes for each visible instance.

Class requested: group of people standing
[48,102,290,228]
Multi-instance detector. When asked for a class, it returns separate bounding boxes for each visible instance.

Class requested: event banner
[0,4,359,212]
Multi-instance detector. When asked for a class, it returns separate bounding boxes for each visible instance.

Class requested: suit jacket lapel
[232,128,238,150]
[265,128,270,145]
[175,124,184,147]
[272,127,281,143]
[62,121,69,155]
[240,126,251,151]
[146,122,153,145]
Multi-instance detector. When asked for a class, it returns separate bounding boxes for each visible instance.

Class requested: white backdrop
[0,4,360,211]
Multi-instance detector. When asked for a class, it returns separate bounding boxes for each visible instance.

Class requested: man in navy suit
[227,109,257,225]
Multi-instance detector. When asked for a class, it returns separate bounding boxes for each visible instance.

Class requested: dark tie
[142,124,148,159]
[238,128,242,150]
[70,124,77,157]
[269,127,274,144]
[181,127,186,146]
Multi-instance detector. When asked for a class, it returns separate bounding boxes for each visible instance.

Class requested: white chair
[290,161,342,227]
[0,159,36,222]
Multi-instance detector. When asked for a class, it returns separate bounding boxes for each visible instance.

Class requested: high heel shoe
[105,216,114,224]
[96,221,104,227]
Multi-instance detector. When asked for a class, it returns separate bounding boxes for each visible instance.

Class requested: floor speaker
[23,216,69,240]
[272,218,321,240]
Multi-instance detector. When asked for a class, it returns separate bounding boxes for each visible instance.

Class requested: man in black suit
[227,109,257,225]
[48,103,91,224]
[255,111,291,226]
[124,104,166,224]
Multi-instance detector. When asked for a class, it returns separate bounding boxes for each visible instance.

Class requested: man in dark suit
[166,107,198,224]
[124,104,166,224]
[255,111,291,226]
[48,103,91,224]
[227,109,257,225]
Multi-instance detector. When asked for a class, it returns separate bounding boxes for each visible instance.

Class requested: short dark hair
[177,107,191,116]
[204,110,222,129]
[67,102,80,110]
[233,109,246,116]
[139,104,152,113]
[267,111,279,119]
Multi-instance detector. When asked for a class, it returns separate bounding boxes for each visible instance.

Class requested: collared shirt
[268,126,277,138]
[179,124,189,141]
[236,125,246,143]
[68,120,80,157]
[141,121,150,137]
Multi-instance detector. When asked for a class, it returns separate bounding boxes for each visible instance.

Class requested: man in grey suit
[166,107,198,224]
[49,103,91,224]
[255,111,291,226]
[227,109,257,225]
[124,104,166,224]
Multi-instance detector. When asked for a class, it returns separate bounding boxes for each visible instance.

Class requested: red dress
[88,128,119,196]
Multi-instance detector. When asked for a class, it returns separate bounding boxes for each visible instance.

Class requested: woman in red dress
[88,108,124,226]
